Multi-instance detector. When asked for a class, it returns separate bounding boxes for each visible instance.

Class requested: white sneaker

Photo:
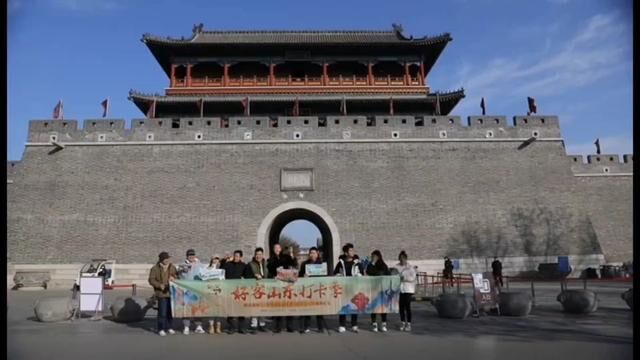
[400,322,406,331]
[381,323,387,332]
[303,329,310,334]
[158,330,167,337]
[338,326,346,333]
[194,325,205,334]
[372,323,379,332]
[405,323,412,332]
[183,327,190,335]
[167,329,175,335]
[351,326,359,333]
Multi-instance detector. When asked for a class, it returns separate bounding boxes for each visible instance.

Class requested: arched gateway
[256,201,341,271]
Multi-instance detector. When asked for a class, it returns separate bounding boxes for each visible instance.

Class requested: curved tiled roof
[142,24,451,46]
[128,88,465,116]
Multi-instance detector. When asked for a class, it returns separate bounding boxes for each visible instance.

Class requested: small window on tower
[109,122,114,127]
[63,122,68,127]
[287,120,292,125]
[366,117,375,127]
[318,118,326,127]
[541,118,545,124]
[304,119,309,125]
[415,119,424,127]
[44,122,49,128]
[172,119,180,129]
[256,120,261,126]
[206,121,212,126]
[353,119,358,125]
[383,119,388,124]
[334,119,340,125]
[401,119,407,124]
[188,121,193,126]
[237,120,242,125]
[158,121,163,126]
[448,119,454,125]
[92,122,97,127]
[477,119,483,125]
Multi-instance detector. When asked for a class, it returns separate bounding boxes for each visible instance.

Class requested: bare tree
[278,234,301,259]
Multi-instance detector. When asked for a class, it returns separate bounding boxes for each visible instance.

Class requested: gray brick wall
[7,115,632,264]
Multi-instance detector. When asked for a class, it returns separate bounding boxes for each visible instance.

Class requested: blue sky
[7,0,633,246]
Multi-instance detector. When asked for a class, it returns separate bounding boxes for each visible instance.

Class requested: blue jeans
[157,297,173,332]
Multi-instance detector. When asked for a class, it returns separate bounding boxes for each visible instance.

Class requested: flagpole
[200,99,204,118]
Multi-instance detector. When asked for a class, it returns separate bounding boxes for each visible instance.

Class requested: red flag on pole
[480,97,486,115]
[389,96,394,116]
[53,100,63,119]
[340,97,347,115]
[241,97,250,116]
[101,98,109,118]
[146,99,156,118]
[527,97,537,115]
[292,97,299,116]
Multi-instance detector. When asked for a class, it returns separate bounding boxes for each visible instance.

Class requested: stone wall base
[7,254,607,289]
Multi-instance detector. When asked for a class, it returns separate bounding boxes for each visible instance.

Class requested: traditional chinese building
[129,23,464,119]
[7,24,632,288]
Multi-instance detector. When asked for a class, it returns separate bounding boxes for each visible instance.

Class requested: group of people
[148,243,417,337]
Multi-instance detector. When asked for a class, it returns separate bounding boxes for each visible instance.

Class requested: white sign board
[79,276,104,312]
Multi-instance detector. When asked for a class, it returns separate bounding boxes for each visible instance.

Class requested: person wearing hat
[148,251,178,336]
[179,249,205,335]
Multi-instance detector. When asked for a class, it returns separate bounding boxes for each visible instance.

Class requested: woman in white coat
[395,251,417,331]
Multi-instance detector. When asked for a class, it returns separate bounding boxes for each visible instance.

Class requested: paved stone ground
[7,281,633,360]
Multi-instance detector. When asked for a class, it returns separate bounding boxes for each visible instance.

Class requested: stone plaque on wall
[281,168,314,191]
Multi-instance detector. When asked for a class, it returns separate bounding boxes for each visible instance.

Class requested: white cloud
[52,0,120,11]
[452,12,630,115]
[565,135,633,156]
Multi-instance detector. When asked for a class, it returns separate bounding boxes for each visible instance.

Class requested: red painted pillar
[419,62,425,86]
[368,62,373,86]
[223,64,229,87]
[269,63,275,86]
[404,62,409,86]
[170,64,176,87]
[322,62,328,86]
[186,64,193,87]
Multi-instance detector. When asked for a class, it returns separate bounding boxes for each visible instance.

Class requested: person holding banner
[179,249,206,335]
[206,255,224,335]
[366,250,391,332]
[148,251,178,336]
[267,243,297,333]
[298,247,327,333]
[395,250,416,332]
[245,247,268,333]
[334,243,362,333]
[222,250,248,334]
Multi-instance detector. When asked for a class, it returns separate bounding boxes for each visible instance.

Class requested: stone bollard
[34,296,74,322]
[556,289,598,314]
[109,296,150,323]
[498,291,532,316]
[432,293,473,319]
[621,289,632,310]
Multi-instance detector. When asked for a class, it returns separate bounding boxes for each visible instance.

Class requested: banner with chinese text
[170,276,400,317]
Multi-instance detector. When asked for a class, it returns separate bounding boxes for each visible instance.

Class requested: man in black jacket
[267,243,296,332]
[222,250,248,334]
[298,247,327,333]
[333,243,362,333]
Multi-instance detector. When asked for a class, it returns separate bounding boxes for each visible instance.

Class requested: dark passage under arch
[267,208,334,271]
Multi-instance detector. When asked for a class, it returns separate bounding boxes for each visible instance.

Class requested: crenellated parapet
[25,114,562,143]
[568,154,633,176]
